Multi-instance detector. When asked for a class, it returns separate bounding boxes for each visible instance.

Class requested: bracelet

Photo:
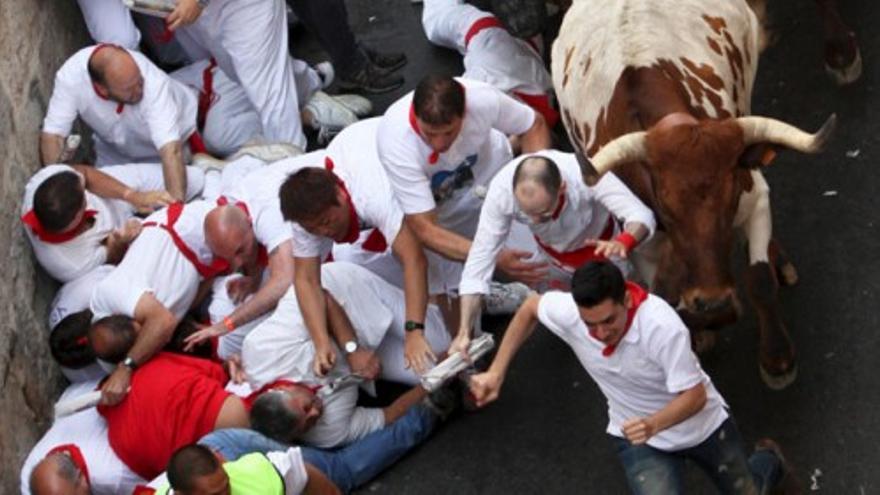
[223,316,236,333]
[614,232,638,253]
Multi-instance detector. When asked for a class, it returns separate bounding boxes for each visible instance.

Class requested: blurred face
[416,116,463,153]
[515,182,563,225]
[214,227,258,273]
[577,295,631,347]
[100,53,144,104]
[181,467,230,495]
[281,386,324,434]
[297,188,350,241]
[30,457,90,495]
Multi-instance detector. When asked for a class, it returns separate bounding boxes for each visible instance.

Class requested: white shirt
[90,201,214,320]
[20,380,145,495]
[536,292,729,451]
[294,119,404,259]
[43,46,197,164]
[377,78,534,221]
[459,150,656,295]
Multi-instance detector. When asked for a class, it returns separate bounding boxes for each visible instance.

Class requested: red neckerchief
[550,191,567,220]
[197,58,219,130]
[588,282,649,357]
[46,444,90,484]
[325,157,370,246]
[20,209,98,244]
[90,44,125,114]
[215,196,269,266]
[243,379,322,411]
[408,105,440,165]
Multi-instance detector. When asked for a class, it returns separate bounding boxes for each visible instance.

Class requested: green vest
[157,453,285,494]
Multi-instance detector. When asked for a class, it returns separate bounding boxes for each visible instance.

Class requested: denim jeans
[199,404,437,493]
[610,417,781,495]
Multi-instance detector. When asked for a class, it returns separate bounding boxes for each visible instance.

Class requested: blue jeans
[610,417,781,495]
[199,404,437,494]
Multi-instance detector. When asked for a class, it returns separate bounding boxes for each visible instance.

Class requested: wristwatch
[344,340,359,354]
[121,356,138,371]
[404,320,425,332]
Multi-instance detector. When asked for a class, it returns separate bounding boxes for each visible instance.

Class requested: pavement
[291,0,880,492]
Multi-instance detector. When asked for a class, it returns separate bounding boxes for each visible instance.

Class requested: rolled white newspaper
[420,333,495,392]
[122,0,177,17]
[54,390,102,419]
[58,134,80,163]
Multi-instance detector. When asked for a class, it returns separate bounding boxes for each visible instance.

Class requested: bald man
[42,45,199,200]
[454,150,655,355]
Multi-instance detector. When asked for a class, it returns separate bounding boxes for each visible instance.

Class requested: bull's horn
[591,131,649,175]
[737,114,836,153]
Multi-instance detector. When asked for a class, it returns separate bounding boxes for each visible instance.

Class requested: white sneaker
[315,61,335,89]
[230,142,303,163]
[483,281,532,315]
[332,94,373,117]
[191,153,227,173]
[306,91,359,130]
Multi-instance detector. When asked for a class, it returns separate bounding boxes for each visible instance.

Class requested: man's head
[412,75,466,153]
[512,156,565,224]
[278,168,350,241]
[50,309,96,369]
[167,444,229,495]
[29,450,90,495]
[88,315,137,363]
[250,386,324,444]
[88,45,144,104]
[204,205,258,273]
[33,172,87,234]
[571,261,632,347]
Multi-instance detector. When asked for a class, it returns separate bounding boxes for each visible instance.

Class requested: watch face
[345,341,358,353]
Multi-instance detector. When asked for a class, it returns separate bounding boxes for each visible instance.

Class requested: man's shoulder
[633,295,688,340]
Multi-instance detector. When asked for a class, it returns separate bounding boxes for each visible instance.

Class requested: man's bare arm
[40,132,66,165]
[294,256,336,376]
[158,139,187,201]
[518,112,552,153]
[225,241,294,328]
[404,211,472,262]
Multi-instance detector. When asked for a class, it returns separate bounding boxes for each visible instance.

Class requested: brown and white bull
[552,0,835,389]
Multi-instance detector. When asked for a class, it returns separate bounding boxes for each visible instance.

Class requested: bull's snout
[682,287,740,320]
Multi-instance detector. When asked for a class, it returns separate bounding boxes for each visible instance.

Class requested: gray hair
[249,390,302,444]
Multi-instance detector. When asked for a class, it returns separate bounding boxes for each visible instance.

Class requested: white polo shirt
[536,291,729,451]
[377,78,534,235]
[19,379,145,495]
[43,45,197,165]
[90,201,215,321]
[459,150,656,295]
[293,118,404,260]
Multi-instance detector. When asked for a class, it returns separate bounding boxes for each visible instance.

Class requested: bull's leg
[769,237,798,287]
[743,180,797,389]
[815,0,862,85]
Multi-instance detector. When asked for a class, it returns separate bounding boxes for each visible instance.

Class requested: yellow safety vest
[157,453,285,494]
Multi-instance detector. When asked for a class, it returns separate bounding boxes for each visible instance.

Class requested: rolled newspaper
[122,0,177,18]
[58,134,80,163]
[54,390,103,419]
[420,333,495,392]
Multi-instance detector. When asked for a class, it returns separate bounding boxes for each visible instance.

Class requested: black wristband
[404,320,425,332]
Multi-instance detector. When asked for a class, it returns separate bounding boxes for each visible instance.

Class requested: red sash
[324,157,388,252]
[197,58,218,131]
[20,209,98,244]
[46,444,90,484]
[142,202,229,278]
[533,217,615,271]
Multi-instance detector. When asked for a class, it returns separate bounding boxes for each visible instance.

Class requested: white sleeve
[592,173,657,239]
[254,206,293,254]
[266,448,309,495]
[377,128,437,215]
[34,243,109,284]
[458,179,515,295]
[291,223,330,259]
[535,292,579,339]
[645,300,706,393]
[492,90,536,136]
[42,68,81,137]
[90,272,148,319]
[365,197,404,249]
[142,66,185,150]
[341,407,386,444]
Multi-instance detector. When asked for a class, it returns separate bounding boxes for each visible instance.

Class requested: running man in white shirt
[470,261,793,494]
[454,151,656,355]
[422,0,557,127]
[20,163,203,282]
[377,75,552,298]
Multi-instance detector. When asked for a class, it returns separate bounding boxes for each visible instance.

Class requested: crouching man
[470,260,794,494]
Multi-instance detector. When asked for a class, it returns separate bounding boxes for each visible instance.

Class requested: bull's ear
[738,143,779,169]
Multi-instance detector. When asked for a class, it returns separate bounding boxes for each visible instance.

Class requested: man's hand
[468,370,503,408]
[183,321,225,351]
[313,343,336,377]
[448,332,472,362]
[590,239,629,259]
[104,219,143,264]
[404,330,436,375]
[167,0,204,31]
[346,348,381,381]
[226,275,260,304]
[621,416,658,445]
[125,189,174,215]
[497,249,549,285]
[100,366,132,406]
[225,354,246,384]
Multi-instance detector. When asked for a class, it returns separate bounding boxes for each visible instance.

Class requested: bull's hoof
[692,330,717,354]
[759,362,798,390]
[825,33,862,86]
[778,262,798,287]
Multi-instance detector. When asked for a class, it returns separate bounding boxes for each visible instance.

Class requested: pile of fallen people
[20,1,797,494]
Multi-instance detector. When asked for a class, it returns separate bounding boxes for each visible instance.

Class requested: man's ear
[92,81,110,99]
[738,143,778,169]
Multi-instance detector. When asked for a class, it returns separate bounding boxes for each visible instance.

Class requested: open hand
[127,189,174,214]
[404,330,436,375]
[313,343,336,377]
[167,0,204,31]
[183,321,225,351]
[497,249,549,285]
[588,239,629,259]
[100,366,132,406]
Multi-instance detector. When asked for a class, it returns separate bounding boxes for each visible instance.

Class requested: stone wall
[0,0,89,491]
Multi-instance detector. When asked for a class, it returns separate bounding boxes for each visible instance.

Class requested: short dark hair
[512,156,562,199]
[413,75,466,126]
[167,444,222,492]
[50,309,96,369]
[571,260,627,308]
[250,391,302,444]
[167,318,214,359]
[278,168,340,223]
[33,172,84,232]
[88,315,136,363]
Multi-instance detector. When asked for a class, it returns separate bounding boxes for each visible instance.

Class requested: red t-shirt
[97,352,231,479]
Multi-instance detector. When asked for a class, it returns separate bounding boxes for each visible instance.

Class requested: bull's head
[582,114,835,324]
